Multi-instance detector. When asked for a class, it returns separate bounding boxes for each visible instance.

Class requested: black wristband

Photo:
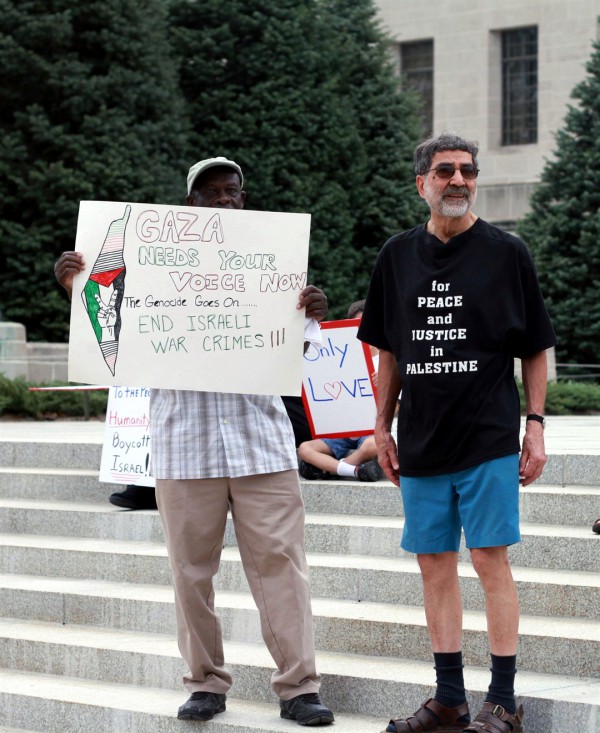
[526,413,545,428]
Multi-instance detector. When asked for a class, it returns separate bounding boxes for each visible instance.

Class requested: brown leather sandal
[462,702,524,732]
[383,697,471,732]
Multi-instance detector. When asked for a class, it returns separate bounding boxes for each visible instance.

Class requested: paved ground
[0,414,598,454]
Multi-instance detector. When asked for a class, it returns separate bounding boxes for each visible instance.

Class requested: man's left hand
[298,285,328,322]
[519,422,547,486]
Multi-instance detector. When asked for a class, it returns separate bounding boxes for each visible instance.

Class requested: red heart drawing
[323,382,342,399]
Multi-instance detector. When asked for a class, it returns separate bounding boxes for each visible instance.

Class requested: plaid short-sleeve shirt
[150,389,298,480]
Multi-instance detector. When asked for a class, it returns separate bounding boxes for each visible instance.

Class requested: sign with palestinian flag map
[80,205,131,376]
[69,201,311,396]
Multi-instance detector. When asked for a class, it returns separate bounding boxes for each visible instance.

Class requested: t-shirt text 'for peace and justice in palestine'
[407,279,478,376]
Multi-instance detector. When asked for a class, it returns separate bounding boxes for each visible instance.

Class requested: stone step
[1,535,598,620]
[0,438,102,471]
[1,573,597,677]
[0,499,166,543]
[0,622,598,732]
[0,668,382,733]
[519,483,600,526]
[0,467,116,503]
[1,498,598,571]
[1,467,599,526]
[537,452,600,486]
[0,534,170,586]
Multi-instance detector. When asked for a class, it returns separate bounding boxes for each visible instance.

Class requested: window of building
[400,39,434,137]
[501,26,538,145]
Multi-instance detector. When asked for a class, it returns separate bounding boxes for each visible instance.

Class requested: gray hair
[414,134,479,175]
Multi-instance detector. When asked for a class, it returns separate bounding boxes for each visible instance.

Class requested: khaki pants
[156,470,320,699]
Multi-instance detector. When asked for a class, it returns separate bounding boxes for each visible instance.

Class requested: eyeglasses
[426,164,479,180]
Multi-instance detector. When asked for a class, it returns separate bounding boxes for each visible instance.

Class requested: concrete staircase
[0,428,598,732]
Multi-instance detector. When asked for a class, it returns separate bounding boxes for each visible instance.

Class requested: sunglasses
[426,164,479,180]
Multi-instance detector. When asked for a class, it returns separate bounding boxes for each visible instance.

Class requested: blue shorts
[322,436,368,460]
[400,454,521,553]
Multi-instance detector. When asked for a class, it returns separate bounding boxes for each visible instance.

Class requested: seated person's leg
[298,437,382,481]
[337,436,377,466]
[337,436,383,481]
[297,439,338,476]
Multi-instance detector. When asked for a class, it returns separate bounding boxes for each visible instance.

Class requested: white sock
[336,460,357,477]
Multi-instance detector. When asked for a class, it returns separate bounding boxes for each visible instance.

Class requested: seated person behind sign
[298,300,383,482]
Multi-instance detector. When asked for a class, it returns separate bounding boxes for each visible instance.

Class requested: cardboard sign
[99,386,154,486]
[68,202,311,396]
[301,319,377,438]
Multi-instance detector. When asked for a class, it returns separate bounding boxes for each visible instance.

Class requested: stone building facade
[375,0,599,227]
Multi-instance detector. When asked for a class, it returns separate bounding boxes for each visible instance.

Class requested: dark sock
[433,651,468,709]
[485,653,517,713]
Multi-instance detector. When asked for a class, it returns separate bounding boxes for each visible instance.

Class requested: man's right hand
[374,425,400,487]
[54,251,85,299]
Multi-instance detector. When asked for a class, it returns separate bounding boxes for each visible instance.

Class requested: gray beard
[423,179,477,219]
[438,188,477,218]
[439,198,471,217]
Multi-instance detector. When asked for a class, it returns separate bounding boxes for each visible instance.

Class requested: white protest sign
[68,202,310,395]
[99,386,154,486]
[301,319,377,438]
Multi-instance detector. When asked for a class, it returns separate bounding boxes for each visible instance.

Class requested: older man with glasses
[358,134,556,733]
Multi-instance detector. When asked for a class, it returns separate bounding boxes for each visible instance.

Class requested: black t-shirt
[357,218,557,477]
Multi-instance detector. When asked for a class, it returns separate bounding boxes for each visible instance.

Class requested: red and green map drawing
[81,205,131,376]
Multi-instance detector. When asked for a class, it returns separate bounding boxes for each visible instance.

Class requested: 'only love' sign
[301,319,377,438]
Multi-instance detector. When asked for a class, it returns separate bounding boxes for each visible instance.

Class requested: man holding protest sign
[358,134,556,733]
[151,158,333,725]
[56,157,334,726]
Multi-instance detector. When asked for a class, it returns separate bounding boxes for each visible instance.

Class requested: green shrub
[0,375,107,419]
[545,380,600,414]
[517,379,600,415]
[0,374,30,415]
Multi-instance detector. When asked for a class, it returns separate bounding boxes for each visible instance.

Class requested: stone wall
[0,322,68,382]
